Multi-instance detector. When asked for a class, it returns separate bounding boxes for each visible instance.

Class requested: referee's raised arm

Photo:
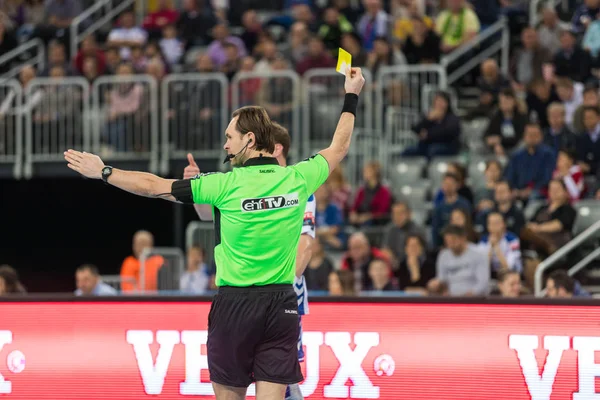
[318,66,366,174]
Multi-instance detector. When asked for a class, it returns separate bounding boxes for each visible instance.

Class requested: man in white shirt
[74,264,117,296]
[107,10,148,60]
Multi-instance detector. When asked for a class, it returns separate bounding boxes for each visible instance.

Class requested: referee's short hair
[231,106,275,154]
[271,122,291,158]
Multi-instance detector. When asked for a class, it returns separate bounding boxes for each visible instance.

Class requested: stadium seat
[393,182,431,209]
[410,207,429,227]
[427,156,465,188]
[389,157,427,187]
[524,199,546,221]
[574,201,600,236]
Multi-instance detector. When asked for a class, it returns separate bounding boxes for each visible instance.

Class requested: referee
[64,67,365,400]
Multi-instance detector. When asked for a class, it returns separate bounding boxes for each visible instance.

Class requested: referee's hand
[64,149,104,179]
[183,153,200,179]
[345,67,365,96]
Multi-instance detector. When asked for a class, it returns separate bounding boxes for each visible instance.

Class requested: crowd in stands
[2,0,600,298]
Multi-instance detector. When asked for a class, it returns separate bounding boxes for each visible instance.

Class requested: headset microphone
[223,139,252,164]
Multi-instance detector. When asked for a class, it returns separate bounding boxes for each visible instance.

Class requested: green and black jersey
[180,154,329,287]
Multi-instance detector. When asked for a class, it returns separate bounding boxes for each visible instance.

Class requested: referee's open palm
[64,149,105,179]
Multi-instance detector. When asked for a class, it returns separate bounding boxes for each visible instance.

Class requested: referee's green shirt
[190,154,329,287]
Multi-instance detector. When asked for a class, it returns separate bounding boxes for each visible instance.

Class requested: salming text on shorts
[207,284,304,387]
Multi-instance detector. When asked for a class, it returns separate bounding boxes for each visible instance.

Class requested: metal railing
[185,221,215,266]
[24,77,90,178]
[91,74,159,173]
[70,0,135,58]
[0,39,45,81]
[231,70,301,163]
[534,219,600,296]
[0,80,23,178]
[530,0,568,27]
[440,17,509,86]
[160,73,229,175]
[140,247,185,293]
[346,129,384,188]
[302,68,373,158]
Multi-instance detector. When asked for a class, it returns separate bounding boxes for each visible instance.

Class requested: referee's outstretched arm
[318,67,365,174]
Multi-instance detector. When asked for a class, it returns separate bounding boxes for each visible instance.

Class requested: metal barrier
[160,73,229,174]
[440,17,510,86]
[92,74,159,172]
[231,70,301,162]
[185,221,215,267]
[302,68,373,158]
[384,108,421,158]
[24,77,90,178]
[0,39,45,81]
[70,0,135,58]
[0,80,23,178]
[140,247,185,293]
[345,129,385,189]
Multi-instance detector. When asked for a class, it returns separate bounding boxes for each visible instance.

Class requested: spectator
[449,207,479,243]
[490,180,526,236]
[367,259,395,291]
[120,230,164,292]
[1,0,23,29]
[296,36,336,76]
[504,122,555,202]
[285,22,310,64]
[403,91,461,158]
[382,201,426,265]
[469,59,510,118]
[576,106,600,175]
[315,184,345,250]
[556,78,584,130]
[526,79,560,129]
[544,102,576,155]
[469,0,499,29]
[180,246,212,294]
[365,35,406,76]
[428,225,490,296]
[329,270,356,296]
[396,233,435,293]
[327,166,353,216]
[511,28,551,91]
[332,0,362,25]
[431,173,472,248]
[391,0,433,44]
[340,31,367,66]
[290,4,318,32]
[553,30,592,83]
[257,56,295,124]
[582,13,600,59]
[433,162,474,207]
[176,0,216,49]
[73,35,106,76]
[475,160,503,212]
[341,232,391,292]
[305,238,335,291]
[571,0,600,34]
[254,39,277,73]
[572,85,600,134]
[102,63,146,152]
[220,41,242,80]
[142,0,178,39]
[240,10,264,55]
[159,24,183,66]
[478,212,522,279]
[107,10,148,61]
[43,40,72,76]
[0,65,42,121]
[74,264,117,296]
[81,56,99,84]
[33,0,81,50]
[553,148,585,202]
[0,265,26,295]
[237,56,261,106]
[349,161,393,226]
[105,47,121,74]
[545,269,575,298]
[496,270,522,298]
[0,21,16,74]
[318,7,353,54]
[537,7,567,56]
[18,0,45,41]
[435,0,480,54]
[131,45,149,72]
[484,88,528,156]
[146,57,166,82]
[207,23,248,67]
[402,14,441,65]
[357,0,389,51]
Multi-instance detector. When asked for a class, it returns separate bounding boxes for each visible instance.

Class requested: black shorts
[207,284,303,388]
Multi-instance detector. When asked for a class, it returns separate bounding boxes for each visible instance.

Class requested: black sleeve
[171,179,194,204]
[553,205,577,232]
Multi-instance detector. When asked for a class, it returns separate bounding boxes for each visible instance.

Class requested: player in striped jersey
[184,123,314,400]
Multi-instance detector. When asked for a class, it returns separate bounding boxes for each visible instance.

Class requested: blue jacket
[504,145,555,191]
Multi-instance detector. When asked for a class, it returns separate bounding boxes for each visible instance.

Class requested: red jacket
[351,184,393,219]
[142,9,179,31]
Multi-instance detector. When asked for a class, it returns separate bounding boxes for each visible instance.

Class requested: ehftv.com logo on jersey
[241,193,299,212]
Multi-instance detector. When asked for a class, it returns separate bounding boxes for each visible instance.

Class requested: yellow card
[336,48,352,75]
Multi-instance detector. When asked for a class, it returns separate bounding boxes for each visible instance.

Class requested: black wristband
[341,93,359,116]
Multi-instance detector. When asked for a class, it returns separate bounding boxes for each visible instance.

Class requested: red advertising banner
[0,300,598,399]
